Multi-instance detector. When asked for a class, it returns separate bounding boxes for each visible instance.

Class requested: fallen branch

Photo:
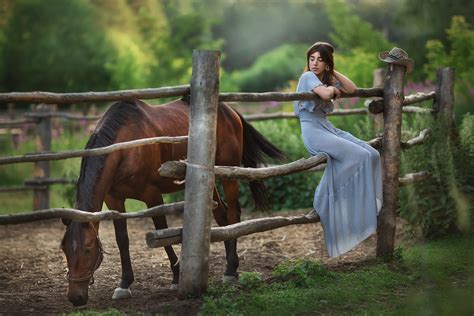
[0,202,185,225]
[0,135,188,165]
[146,214,320,248]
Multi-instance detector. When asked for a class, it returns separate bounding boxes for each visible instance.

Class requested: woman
[295,42,383,257]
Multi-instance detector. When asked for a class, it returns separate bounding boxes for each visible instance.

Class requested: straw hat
[378,47,414,73]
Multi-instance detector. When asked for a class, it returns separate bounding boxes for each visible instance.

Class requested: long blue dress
[295,71,383,257]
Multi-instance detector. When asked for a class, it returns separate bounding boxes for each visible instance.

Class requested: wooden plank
[179,50,220,298]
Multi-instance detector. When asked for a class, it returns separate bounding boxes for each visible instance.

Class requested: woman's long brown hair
[304,42,334,86]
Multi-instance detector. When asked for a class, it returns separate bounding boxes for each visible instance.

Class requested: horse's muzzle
[68,283,89,306]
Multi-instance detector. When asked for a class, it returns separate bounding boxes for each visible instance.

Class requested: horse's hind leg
[105,196,134,300]
[219,180,241,282]
[144,191,180,290]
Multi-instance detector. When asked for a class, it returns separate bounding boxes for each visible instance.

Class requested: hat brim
[378,51,414,73]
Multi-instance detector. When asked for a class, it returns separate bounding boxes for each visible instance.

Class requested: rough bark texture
[0,86,191,103]
[146,214,321,248]
[434,68,455,133]
[377,64,406,258]
[178,50,220,298]
[0,136,188,165]
[33,104,52,211]
[0,202,185,225]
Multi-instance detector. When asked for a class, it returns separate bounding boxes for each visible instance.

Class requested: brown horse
[60,99,284,306]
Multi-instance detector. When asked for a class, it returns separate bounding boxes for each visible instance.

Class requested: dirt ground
[0,211,408,315]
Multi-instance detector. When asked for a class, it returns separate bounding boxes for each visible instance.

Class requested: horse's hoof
[112,287,132,300]
[222,275,239,284]
[169,283,178,291]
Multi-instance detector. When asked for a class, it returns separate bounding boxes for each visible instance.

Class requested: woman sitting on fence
[296,42,383,257]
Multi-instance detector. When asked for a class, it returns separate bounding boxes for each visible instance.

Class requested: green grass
[199,234,474,315]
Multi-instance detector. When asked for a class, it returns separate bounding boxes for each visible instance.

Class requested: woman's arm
[332,70,356,94]
[312,85,337,101]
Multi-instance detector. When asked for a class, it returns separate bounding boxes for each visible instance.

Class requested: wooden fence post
[371,68,385,133]
[33,104,52,210]
[433,67,455,132]
[178,50,220,298]
[376,64,406,258]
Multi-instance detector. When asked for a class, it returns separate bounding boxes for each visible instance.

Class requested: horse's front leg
[219,180,241,283]
[105,196,134,300]
[144,189,180,290]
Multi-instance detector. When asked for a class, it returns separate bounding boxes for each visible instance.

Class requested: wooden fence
[0,49,454,299]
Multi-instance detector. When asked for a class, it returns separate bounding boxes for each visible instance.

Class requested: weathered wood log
[370,68,385,133]
[34,104,52,210]
[377,63,406,258]
[0,135,188,165]
[0,86,191,104]
[160,136,382,181]
[218,88,382,103]
[146,214,320,248]
[179,50,220,298]
[404,91,436,106]
[160,155,328,181]
[399,171,431,186]
[0,185,47,193]
[244,108,368,121]
[433,68,455,132]
[0,119,36,127]
[367,91,436,114]
[0,202,185,225]
[24,178,76,186]
[25,111,100,121]
[401,129,431,149]
[402,106,434,114]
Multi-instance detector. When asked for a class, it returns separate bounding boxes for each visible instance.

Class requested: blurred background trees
[0,0,472,98]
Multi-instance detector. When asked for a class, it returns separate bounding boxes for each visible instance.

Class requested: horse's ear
[61,217,71,226]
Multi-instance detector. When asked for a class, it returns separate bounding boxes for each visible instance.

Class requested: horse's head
[60,220,103,306]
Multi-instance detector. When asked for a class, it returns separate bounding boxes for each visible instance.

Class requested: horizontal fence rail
[0,87,382,104]
[0,201,186,225]
[0,135,188,165]
[159,129,429,181]
[0,85,191,104]
[146,214,321,248]
[24,111,100,121]
[367,91,436,114]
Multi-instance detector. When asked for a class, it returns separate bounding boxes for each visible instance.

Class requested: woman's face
[308,51,326,76]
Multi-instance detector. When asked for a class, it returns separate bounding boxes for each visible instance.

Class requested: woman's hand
[332,86,341,99]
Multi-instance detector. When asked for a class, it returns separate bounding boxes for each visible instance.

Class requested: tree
[2,0,112,92]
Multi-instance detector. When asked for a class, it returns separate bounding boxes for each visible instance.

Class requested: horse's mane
[76,100,141,211]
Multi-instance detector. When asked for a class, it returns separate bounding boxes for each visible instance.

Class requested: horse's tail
[75,100,141,212]
[234,110,285,211]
